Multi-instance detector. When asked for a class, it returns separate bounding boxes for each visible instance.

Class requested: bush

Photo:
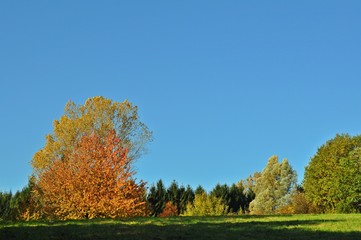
[183,193,227,216]
[159,202,178,217]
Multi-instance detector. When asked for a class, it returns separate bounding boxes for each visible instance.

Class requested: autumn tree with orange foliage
[37,130,146,220]
[159,201,178,217]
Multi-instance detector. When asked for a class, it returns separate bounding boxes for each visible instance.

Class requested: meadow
[1,214,360,240]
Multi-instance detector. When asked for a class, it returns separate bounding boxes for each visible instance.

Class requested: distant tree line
[2,133,361,220]
[0,179,37,221]
[146,178,256,217]
[1,96,361,220]
[147,180,194,217]
[147,134,361,216]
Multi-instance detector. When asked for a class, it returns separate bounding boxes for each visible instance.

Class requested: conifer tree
[147,180,167,216]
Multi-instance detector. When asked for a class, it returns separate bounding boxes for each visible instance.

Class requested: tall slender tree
[180,185,195,214]
[210,184,230,213]
[147,180,167,216]
[228,183,246,214]
[250,155,297,214]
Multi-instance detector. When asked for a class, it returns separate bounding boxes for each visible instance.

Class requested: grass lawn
[1,214,361,240]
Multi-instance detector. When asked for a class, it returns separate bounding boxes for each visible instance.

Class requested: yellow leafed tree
[31,97,151,219]
[31,96,152,175]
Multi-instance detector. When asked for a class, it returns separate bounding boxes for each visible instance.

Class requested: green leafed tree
[303,134,361,213]
[336,147,361,212]
[249,155,297,214]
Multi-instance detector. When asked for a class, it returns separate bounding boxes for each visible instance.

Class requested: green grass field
[1,214,360,240]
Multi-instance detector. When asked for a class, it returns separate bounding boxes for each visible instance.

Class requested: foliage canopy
[304,134,361,213]
[37,131,146,219]
[32,96,152,175]
[250,155,297,214]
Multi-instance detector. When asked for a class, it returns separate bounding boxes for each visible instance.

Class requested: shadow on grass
[0,216,360,240]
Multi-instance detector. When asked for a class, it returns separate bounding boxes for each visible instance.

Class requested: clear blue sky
[1,1,361,192]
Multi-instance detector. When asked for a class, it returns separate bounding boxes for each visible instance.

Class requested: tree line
[146,179,256,217]
[1,97,360,221]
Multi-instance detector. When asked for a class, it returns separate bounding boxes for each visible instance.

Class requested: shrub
[183,193,227,216]
[159,202,178,217]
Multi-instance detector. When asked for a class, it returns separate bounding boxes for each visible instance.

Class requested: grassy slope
[1,214,361,240]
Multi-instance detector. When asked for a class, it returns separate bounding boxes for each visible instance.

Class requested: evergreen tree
[228,183,246,214]
[167,181,180,208]
[195,185,206,195]
[210,184,230,206]
[147,180,195,216]
[179,185,195,214]
[147,180,167,216]
[0,191,12,220]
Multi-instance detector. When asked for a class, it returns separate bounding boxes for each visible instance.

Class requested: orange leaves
[159,202,178,217]
[37,130,146,220]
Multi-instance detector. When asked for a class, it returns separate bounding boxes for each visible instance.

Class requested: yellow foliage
[275,205,295,215]
[31,96,152,175]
